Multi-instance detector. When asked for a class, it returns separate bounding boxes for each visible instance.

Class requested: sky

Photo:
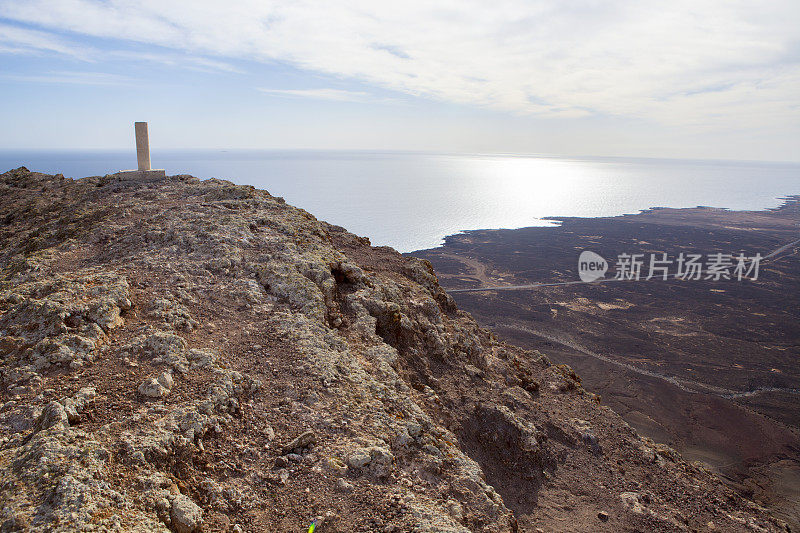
[0,1,799,161]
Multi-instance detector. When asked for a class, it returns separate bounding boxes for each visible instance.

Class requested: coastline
[437,193,800,251]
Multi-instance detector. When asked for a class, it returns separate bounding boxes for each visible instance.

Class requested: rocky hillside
[0,167,790,532]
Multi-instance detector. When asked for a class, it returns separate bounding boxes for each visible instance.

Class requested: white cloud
[0,22,240,73]
[106,50,242,73]
[1,1,798,131]
[0,22,91,59]
[1,70,129,85]
[258,88,373,102]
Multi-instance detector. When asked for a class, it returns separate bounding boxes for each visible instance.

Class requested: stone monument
[116,122,166,180]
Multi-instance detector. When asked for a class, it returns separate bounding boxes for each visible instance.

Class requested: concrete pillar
[115,122,165,181]
[135,122,151,171]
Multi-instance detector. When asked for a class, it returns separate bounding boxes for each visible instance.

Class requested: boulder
[138,378,169,399]
[281,430,316,454]
[170,494,203,533]
[33,401,69,432]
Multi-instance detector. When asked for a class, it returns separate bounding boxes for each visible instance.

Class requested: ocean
[2,150,798,252]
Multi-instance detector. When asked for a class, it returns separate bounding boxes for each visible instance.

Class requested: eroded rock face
[0,167,789,532]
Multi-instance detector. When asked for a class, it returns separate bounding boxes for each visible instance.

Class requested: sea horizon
[4,147,800,166]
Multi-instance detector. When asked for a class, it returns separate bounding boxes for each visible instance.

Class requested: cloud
[0,22,91,59]
[0,22,241,73]
[1,70,129,85]
[1,1,798,130]
[106,50,242,73]
[258,88,374,102]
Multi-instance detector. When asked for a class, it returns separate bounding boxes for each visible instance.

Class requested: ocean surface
[2,150,798,252]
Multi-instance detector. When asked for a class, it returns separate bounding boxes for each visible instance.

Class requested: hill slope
[0,168,789,532]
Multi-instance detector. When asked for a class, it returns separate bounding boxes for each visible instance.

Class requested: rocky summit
[0,167,790,532]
